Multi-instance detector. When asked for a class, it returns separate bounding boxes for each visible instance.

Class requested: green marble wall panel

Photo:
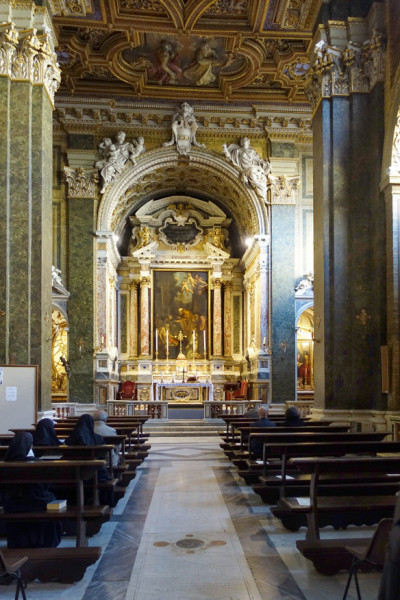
[68,198,95,403]
[0,78,10,362]
[270,143,294,158]
[0,78,54,410]
[313,89,385,411]
[271,205,296,403]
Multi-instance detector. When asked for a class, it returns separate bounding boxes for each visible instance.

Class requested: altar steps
[143,419,222,438]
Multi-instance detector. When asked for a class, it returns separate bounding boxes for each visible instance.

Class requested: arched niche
[295,305,314,398]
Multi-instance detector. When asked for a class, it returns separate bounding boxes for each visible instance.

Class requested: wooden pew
[273,455,400,575]
[253,439,400,504]
[0,459,111,582]
[236,430,388,484]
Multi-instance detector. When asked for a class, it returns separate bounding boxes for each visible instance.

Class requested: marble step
[143,419,222,437]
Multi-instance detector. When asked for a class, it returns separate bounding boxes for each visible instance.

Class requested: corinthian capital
[0,23,61,105]
[306,31,385,110]
[64,167,99,199]
[270,175,299,205]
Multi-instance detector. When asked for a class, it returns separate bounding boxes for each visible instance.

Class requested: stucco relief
[163,102,206,155]
[95,131,145,193]
[223,137,271,203]
[390,107,400,174]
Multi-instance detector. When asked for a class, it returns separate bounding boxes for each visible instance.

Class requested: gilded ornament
[64,167,99,198]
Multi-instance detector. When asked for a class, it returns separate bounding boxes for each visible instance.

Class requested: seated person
[283,406,306,427]
[32,418,61,447]
[243,405,259,419]
[93,410,121,467]
[250,407,277,456]
[65,414,108,481]
[3,432,62,549]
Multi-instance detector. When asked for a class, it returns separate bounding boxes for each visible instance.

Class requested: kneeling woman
[4,432,62,548]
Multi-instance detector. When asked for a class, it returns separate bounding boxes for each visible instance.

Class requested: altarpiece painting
[153,271,209,360]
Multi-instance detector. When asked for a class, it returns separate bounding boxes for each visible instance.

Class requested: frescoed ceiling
[52,0,320,106]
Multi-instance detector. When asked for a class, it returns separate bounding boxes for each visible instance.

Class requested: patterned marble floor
[0,438,383,600]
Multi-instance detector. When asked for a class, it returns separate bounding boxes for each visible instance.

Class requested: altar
[155,382,213,403]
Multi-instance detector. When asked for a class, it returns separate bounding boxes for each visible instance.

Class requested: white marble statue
[95,131,145,193]
[163,102,205,155]
[222,137,271,202]
[52,265,63,286]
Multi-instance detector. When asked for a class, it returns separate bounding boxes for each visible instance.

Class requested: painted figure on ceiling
[148,39,182,85]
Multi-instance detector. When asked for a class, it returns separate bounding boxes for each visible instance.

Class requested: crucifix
[177,330,186,360]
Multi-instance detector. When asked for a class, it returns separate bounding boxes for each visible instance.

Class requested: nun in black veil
[66,414,110,485]
[32,418,60,448]
[3,432,62,549]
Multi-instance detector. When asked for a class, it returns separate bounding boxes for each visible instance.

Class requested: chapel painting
[121,35,244,87]
[153,271,209,360]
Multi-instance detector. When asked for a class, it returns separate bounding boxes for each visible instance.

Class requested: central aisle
[124,439,263,600]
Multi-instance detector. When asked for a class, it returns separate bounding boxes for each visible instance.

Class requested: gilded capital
[0,23,61,106]
[306,32,385,110]
[140,276,151,288]
[211,278,222,289]
[64,167,99,199]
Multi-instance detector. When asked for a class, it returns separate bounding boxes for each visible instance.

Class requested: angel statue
[223,137,271,202]
[95,132,145,193]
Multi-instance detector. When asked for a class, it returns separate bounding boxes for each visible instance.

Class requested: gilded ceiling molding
[64,167,99,198]
[306,31,385,112]
[96,147,268,238]
[53,102,312,143]
[0,22,61,106]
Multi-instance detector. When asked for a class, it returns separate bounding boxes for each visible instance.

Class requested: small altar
[154,382,213,403]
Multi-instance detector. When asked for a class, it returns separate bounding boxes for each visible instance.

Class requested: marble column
[64,168,99,403]
[129,281,139,358]
[0,11,60,411]
[212,278,223,358]
[310,14,386,410]
[140,277,151,356]
[223,281,232,358]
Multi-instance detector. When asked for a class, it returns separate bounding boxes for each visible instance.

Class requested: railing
[284,399,314,418]
[107,400,167,419]
[52,403,77,418]
[203,401,262,418]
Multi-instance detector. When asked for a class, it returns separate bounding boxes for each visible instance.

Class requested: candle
[203,330,206,354]
[263,337,266,345]
[166,329,169,353]
[155,329,158,352]
[193,329,195,358]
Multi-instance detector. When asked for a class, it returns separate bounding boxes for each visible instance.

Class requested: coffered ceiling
[52,0,320,106]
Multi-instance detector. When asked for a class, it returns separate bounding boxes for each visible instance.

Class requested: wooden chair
[117,380,137,400]
[0,549,28,600]
[342,518,393,600]
[226,380,248,401]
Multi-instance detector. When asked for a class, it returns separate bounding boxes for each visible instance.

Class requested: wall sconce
[94,335,105,354]
[77,338,85,357]
[0,309,5,317]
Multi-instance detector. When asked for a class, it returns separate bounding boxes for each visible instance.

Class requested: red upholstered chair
[226,380,248,401]
[117,380,137,400]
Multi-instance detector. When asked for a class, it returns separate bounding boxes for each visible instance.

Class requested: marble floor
[0,437,383,600]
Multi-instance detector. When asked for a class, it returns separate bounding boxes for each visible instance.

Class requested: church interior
[1,0,400,598]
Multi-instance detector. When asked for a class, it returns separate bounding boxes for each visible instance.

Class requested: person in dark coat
[283,406,306,427]
[378,492,400,600]
[3,432,62,549]
[32,418,60,447]
[250,407,277,456]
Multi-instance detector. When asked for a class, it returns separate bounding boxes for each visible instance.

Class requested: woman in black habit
[32,418,60,447]
[3,432,62,549]
[66,414,111,502]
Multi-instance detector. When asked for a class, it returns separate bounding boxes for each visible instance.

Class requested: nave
[0,436,382,600]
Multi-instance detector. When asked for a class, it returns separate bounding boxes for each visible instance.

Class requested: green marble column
[64,169,99,404]
[0,17,60,412]
[311,18,386,410]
